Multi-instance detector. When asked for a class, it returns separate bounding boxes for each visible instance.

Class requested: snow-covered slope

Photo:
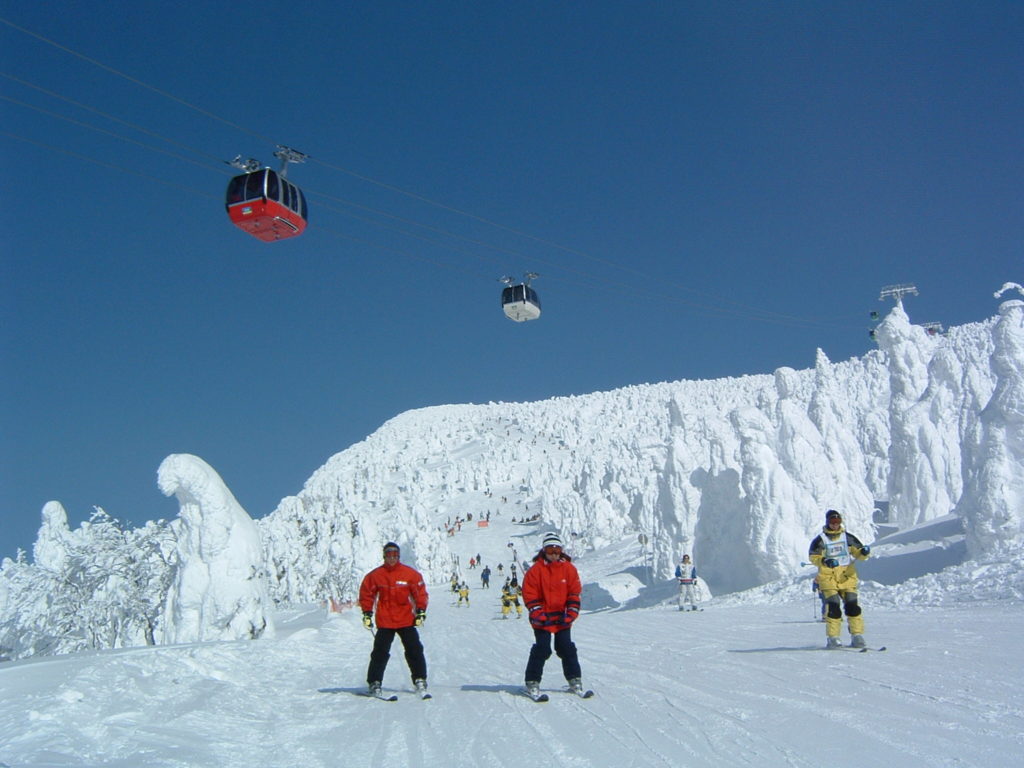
[258,302,1010,607]
[2,511,1022,768]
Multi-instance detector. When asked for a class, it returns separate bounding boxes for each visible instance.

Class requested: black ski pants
[367,626,427,685]
[524,627,581,683]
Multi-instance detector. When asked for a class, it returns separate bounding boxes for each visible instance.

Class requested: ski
[524,689,549,702]
[363,691,399,702]
[569,688,595,699]
[419,691,433,700]
[823,645,887,653]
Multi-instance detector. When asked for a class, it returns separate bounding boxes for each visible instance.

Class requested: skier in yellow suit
[500,582,523,619]
[457,582,470,607]
[809,509,871,649]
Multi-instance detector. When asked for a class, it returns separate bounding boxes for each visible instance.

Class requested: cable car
[501,274,541,322]
[225,147,308,242]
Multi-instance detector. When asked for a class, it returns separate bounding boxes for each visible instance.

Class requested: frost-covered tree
[0,505,176,661]
[959,284,1024,557]
[158,454,274,644]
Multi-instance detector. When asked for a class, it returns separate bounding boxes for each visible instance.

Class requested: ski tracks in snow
[2,577,1022,767]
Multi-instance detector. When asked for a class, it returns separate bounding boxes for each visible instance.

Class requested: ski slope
[1,515,1022,767]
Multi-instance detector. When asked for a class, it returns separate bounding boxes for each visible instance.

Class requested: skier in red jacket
[521,532,585,697]
[359,542,429,697]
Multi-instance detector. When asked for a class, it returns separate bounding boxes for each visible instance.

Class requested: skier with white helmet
[521,532,588,699]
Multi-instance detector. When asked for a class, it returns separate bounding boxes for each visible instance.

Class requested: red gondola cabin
[225,169,308,242]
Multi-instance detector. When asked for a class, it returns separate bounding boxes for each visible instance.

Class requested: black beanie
[383,542,400,554]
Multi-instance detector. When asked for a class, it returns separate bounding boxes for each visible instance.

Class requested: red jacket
[522,553,582,633]
[358,561,429,629]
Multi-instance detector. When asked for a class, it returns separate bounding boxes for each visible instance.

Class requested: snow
[3,296,1024,765]
[1,511,1022,767]
[156,455,273,644]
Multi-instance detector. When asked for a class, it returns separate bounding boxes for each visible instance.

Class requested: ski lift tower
[879,283,918,305]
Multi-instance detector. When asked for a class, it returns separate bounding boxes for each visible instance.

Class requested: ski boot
[826,636,843,650]
[568,678,584,695]
[525,681,541,697]
[368,681,382,696]
[850,634,866,649]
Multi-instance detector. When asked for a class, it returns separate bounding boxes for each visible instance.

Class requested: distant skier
[522,532,586,697]
[809,510,871,649]
[359,542,429,697]
[481,566,491,588]
[458,582,470,607]
[500,581,523,619]
[675,554,699,611]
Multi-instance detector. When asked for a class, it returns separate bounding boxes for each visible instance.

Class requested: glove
[415,609,426,627]
[823,558,839,568]
[564,609,578,625]
[362,612,373,629]
[861,545,871,556]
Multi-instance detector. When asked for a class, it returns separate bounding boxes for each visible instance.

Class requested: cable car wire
[2,15,866,331]
[3,131,220,199]
[0,16,276,147]
[0,71,230,168]
[0,93,228,174]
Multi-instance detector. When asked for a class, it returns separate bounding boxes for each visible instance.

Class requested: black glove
[861,545,871,556]
[415,609,426,627]
[362,612,373,629]
[823,558,840,568]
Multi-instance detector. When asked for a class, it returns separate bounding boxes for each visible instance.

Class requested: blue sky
[2,1,1021,557]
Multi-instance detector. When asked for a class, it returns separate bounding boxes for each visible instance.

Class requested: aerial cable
[1,71,229,167]
[3,123,857,329]
[310,185,857,327]
[3,131,219,199]
[0,16,276,146]
[312,223,494,282]
[0,94,227,174]
[1,15,864,332]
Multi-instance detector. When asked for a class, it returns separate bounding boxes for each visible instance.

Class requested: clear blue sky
[2,2,1020,558]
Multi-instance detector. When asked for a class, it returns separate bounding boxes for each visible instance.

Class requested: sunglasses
[544,546,562,554]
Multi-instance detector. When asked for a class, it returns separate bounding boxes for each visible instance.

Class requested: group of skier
[672,508,871,650]
[358,532,588,700]
[355,508,873,701]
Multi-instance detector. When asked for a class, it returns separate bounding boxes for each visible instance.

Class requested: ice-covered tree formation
[957,284,1024,557]
[158,454,274,644]
[0,504,175,661]
[258,300,1011,601]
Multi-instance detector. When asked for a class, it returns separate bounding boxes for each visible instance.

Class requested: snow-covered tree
[959,284,1024,557]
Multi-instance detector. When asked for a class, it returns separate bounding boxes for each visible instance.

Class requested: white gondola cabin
[501,278,541,322]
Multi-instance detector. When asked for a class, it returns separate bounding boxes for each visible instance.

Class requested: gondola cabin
[225,169,308,242]
[501,283,541,322]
